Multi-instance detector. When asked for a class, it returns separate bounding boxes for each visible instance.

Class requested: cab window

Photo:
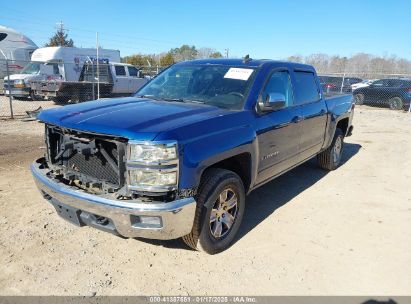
[127,66,139,77]
[115,65,126,76]
[294,71,320,105]
[261,71,294,107]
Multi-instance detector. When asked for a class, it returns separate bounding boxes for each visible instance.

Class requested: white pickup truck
[3,46,121,100]
[31,62,148,103]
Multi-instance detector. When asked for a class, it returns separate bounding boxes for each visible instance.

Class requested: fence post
[340,73,345,94]
[91,62,95,100]
[5,59,14,119]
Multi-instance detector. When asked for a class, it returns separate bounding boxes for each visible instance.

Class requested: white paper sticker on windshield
[224,68,253,81]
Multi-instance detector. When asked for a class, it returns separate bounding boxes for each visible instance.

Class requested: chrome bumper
[4,88,30,97]
[31,159,197,240]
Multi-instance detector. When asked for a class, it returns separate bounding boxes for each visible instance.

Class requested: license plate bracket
[51,199,83,226]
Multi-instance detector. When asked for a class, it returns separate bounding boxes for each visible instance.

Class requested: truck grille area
[45,125,127,192]
[67,151,119,186]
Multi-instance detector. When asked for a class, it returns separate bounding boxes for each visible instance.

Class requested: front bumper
[4,87,30,97]
[31,159,197,240]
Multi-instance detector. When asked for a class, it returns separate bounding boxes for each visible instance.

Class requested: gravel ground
[0,106,410,296]
[0,95,58,119]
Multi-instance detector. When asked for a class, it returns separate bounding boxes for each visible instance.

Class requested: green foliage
[122,44,224,68]
[170,44,198,61]
[122,54,156,67]
[160,53,175,66]
[210,51,223,58]
[45,29,74,47]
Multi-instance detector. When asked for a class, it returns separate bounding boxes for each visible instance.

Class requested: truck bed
[31,80,113,102]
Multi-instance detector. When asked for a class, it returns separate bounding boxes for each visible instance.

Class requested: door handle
[320,109,326,115]
[291,116,303,123]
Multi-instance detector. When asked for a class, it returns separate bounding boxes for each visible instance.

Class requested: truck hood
[38,97,232,140]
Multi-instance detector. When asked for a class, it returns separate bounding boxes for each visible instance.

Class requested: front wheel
[354,93,364,105]
[317,128,344,171]
[182,168,245,254]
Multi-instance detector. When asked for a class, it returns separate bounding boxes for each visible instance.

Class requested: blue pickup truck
[31,58,354,254]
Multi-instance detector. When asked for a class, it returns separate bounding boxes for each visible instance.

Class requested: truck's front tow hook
[96,216,109,226]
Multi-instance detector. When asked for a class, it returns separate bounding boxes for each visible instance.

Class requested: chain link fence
[0,58,162,119]
[1,59,411,119]
[318,72,411,112]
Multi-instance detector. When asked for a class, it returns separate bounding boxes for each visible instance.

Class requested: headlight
[128,142,177,163]
[127,141,179,192]
[14,79,26,88]
[128,169,177,188]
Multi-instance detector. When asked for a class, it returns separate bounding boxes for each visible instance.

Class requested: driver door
[254,69,302,186]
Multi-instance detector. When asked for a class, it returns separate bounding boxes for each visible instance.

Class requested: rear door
[292,70,328,161]
[255,69,303,185]
[363,79,388,104]
[111,65,129,94]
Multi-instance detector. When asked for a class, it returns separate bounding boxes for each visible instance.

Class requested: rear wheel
[317,128,344,171]
[388,97,403,110]
[182,168,245,254]
[354,93,364,105]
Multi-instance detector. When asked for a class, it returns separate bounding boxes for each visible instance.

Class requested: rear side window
[387,79,403,87]
[115,65,126,76]
[294,71,320,105]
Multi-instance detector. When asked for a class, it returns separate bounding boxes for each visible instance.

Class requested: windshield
[21,62,41,75]
[136,64,256,110]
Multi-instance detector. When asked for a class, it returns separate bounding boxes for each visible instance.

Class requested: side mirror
[259,93,286,112]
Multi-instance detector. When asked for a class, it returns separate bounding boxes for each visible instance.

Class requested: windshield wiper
[159,97,185,103]
[137,95,205,104]
[156,97,206,104]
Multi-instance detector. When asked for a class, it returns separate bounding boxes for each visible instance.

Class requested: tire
[317,128,344,171]
[182,168,245,254]
[29,90,38,101]
[388,97,403,110]
[354,93,364,105]
[51,97,69,104]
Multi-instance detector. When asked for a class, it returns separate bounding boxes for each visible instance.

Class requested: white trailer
[4,46,120,99]
[0,25,38,89]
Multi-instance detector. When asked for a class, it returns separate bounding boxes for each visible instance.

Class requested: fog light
[131,215,162,229]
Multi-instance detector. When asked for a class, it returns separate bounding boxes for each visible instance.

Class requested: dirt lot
[0,106,410,296]
[0,95,57,119]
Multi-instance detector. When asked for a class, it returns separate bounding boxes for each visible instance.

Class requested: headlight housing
[14,79,26,88]
[128,143,177,163]
[127,141,178,193]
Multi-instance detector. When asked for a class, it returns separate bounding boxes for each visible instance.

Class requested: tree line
[287,53,411,78]
[43,26,411,78]
[122,45,223,67]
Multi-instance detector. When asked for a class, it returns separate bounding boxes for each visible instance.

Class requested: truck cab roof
[177,58,315,71]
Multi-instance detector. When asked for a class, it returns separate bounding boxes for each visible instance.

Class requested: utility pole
[96,32,100,99]
[224,48,229,58]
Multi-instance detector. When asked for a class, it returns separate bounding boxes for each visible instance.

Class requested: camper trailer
[3,46,120,99]
[0,25,38,90]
